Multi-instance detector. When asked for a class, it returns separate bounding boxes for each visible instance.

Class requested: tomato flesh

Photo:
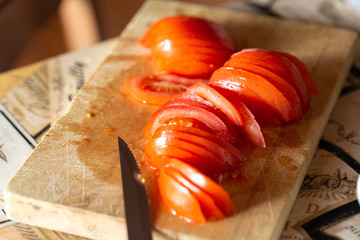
[166,158,236,216]
[125,74,207,105]
[152,124,246,165]
[164,93,241,143]
[272,50,321,96]
[152,126,245,169]
[228,98,265,147]
[144,105,237,143]
[223,61,303,122]
[210,67,295,123]
[145,141,194,169]
[158,167,206,223]
[210,81,282,125]
[226,49,310,112]
[164,167,225,220]
[186,82,244,126]
[146,135,235,173]
[140,16,235,77]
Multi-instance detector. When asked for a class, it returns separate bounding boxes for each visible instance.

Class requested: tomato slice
[167,117,211,132]
[223,62,303,122]
[209,81,282,125]
[125,74,207,105]
[164,93,241,142]
[227,98,265,147]
[151,41,228,77]
[226,49,310,112]
[146,135,234,173]
[140,16,235,52]
[271,50,321,96]
[166,158,236,216]
[152,124,246,165]
[153,39,233,58]
[186,82,244,126]
[158,167,206,223]
[145,142,194,169]
[140,16,235,77]
[144,105,237,143]
[152,126,246,169]
[210,67,295,123]
[163,167,225,220]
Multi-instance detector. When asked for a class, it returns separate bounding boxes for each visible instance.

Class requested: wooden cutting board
[4,1,359,239]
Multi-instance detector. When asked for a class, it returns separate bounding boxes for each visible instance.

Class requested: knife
[118,137,153,240]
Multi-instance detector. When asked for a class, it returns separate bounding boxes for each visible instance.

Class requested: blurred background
[0,0,145,73]
[1,0,360,74]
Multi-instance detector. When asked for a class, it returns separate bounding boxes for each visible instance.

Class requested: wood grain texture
[4,1,359,239]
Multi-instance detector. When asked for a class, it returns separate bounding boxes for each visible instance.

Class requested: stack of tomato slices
[124,16,320,224]
[139,15,236,78]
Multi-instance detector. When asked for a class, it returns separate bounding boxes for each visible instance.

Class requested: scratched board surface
[4,1,358,240]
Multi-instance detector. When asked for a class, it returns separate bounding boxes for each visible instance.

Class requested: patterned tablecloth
[0,0,359,239]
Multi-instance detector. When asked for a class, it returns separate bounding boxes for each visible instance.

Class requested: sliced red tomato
[139,16,235,77]
[152,125,245,169]
[145,135,234,173]
[166,117,211,132]
[140,16,235,52]
[164,93,241,142]
[144,105,237,143]
[210,67,296,123]
[227,98,265,147]
[163,167,225,220]
[158,167,206,223]
[145,142,194,169]
[151,41,229,77]
[226,49,310,112]
[152,124,246,165]
[186,82,244,126]
[166,158,236,216]
[209,81,282,125]
[223,62,303,122]
[271,50,321,96]
[153,40,233,59]
[171,90,263,146]
[125,74,207,105]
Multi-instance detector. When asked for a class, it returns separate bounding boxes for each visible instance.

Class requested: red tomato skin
[152,126,246,169]
[164,94,241,142]
[158,167,206,223]
[144,105,237,143]
[226,49,310,112]
[145,135,236,173]
[145,141,194,169]
[271,50,321,96]
[209,81,283,126]
[139,16,236,77]
[228,98,265,147]
[222,61,303,122]
[166,158,236,216]
[164,167,225,220]
[186,82,244,126]
[140,16,235,52]
[210,67,295,123]
[152,124,246,165]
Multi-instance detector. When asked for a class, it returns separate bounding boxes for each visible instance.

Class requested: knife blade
[118,137,153,240]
